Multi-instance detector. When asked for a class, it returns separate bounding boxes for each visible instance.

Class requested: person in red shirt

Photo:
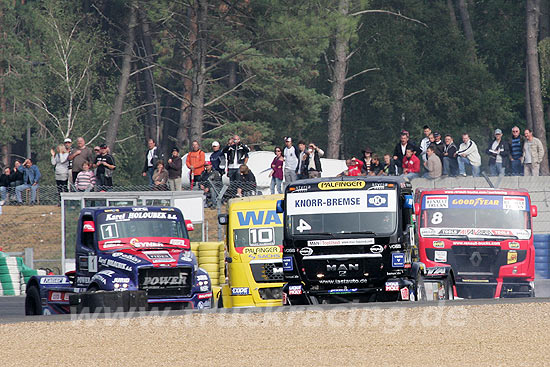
[186,140,205,188]
[338,157,364,176]
[402,148,420,181]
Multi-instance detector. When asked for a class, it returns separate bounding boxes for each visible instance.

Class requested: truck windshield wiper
[338,231,377,235]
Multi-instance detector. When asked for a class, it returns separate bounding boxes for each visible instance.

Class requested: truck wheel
[217,295,224,308]
[414,272,427,302]
[445,276,455,300]
[25,286,42,316]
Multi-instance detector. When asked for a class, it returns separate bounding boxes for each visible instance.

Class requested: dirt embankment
[0,302,548,366]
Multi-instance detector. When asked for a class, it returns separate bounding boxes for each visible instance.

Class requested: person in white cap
[209,140,225,175]
[283,137,299,185]
[63,138,73,179]
[486,128,508,176]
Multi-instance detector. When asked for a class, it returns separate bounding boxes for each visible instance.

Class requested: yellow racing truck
[217,194,284,308]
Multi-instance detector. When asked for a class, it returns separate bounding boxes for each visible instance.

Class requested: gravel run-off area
[1,302,549,367]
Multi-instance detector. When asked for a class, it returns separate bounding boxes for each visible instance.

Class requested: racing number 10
[249,227,275,246]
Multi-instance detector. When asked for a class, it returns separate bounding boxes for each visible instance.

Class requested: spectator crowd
[0,124,545,206]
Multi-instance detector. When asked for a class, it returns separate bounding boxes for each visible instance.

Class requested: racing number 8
[431,212,443,225]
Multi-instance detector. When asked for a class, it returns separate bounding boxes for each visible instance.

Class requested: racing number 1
[296,219,312,233]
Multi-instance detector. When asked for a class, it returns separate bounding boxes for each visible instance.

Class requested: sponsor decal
[434,250,447,263]
[170,239,187,246]
[503,196,526,211]
[83,222,95,232]
[283,256,294,271]
[236,210,282,226]
[426,267,447,276]
[77,276,91,284]
[400,287,410,300]
[287,190,397,215]
[145,250,175,263]
[92,274,107,285]
[231,287,250,296]
[367,194,388,208]
[198,292,212,299]
[111,252,142,264]
[317,181,366,190]
[288,285,302,295]
[105,212,178,221]
[197,274,209,281]
[509,242,520,249]
[319,279,369,284]
[450,196,500,208]
[424,195,449,209]
[282,292,288,304]
[40,277,70,285]
[386,270,404,276]
[328,288,358,294]
[385,281,400,291]
[370,244,384,254]
[433,241,445,248]
[143,275,187,286]
[48,291,71,302]
[299,247,313,256]
[452,241,500,246]
[507,251,518,264]
[391,253,405,268]
[307,238,375,246]
[243,246,280,255]
[98,257,132,271]
[113,277,130,283]
[199,285,209,292]
[132,207,148,211]
[389,244,402,250]
[293,185,310,193]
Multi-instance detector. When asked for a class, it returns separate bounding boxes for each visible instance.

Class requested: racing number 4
[296,219,312,233]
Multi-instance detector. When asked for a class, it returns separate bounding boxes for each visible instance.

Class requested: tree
[526,0,549,174]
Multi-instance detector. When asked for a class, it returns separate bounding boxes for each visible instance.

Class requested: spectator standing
[152,161,169,190]
[68,137,94,184]
[186,140,205,188]
[0,167,10,204]
[63,138,73,180]
[283,137,300,184]
[234,164,256,197]
[209,141,225,175]
[402,148,421,180]
[382,154,399,176]
[442,135,458,176]
[94,144,116,190]
[369,154,383,176]
[75,162,96,192]
[360,147,373,174]
[223,135,249,179]
[486,129,508,177]
[456,133,481,177]
[508,126,524,176]
[419,125,432,162]
[50,143,70,198]
[393,133,420,174]
[167,147,182,191]
[296,140,308,179]
[431,132,445,160]
[523,128,545,176]
[424,146,442,179]
[305,143,323,178]
[15,158,41,205]
[142,139,162,186]
[347,158,363,176]
[269,147,284,194]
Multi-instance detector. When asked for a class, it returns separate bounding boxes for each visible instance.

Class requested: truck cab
[218,195,284,308]
[279,176,453,304]
[25,206,212,315]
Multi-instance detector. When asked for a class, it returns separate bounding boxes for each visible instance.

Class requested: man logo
[367,194,388,207]
[299,247,313,256]
[370,245,384,254]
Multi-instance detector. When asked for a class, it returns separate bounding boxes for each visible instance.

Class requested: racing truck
[278,176,454,305]
[217,194,285,308]
[25,206,213,315]
[415,188,537,298]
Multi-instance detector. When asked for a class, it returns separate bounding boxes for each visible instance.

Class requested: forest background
[1,0,550,185]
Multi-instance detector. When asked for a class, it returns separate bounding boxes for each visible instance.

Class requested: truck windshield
[420,194,531,238]
[286,189,397,236]
[96,211,188,247]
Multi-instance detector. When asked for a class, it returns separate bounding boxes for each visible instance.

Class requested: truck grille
[452,246,500,275]
[138,266,192,297]
[250,262,284,283]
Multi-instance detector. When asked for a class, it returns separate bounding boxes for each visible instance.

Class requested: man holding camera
[15,158,41,205]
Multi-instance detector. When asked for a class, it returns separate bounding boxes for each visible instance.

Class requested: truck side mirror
[185,219,194,231]
[531,205,538,218]
[218,214,228,225]
[276,200,284,213]
[83,221,95,232]
[414,203,421,216]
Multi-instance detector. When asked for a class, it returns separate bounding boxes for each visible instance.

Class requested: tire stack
[190,242,199,259]
[0,252,21,296]
[219,245,226,285]
[534,234,550,279]
[197,242,224,287]
[17,258,44,295]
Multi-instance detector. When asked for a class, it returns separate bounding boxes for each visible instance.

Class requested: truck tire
[414,272,427,302]
[25,285,42,316]
[445,276,455,300]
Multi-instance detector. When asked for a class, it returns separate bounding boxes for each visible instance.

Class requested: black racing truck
[277,176,454,304]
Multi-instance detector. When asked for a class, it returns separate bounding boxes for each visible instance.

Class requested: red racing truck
[415,188,537,298]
